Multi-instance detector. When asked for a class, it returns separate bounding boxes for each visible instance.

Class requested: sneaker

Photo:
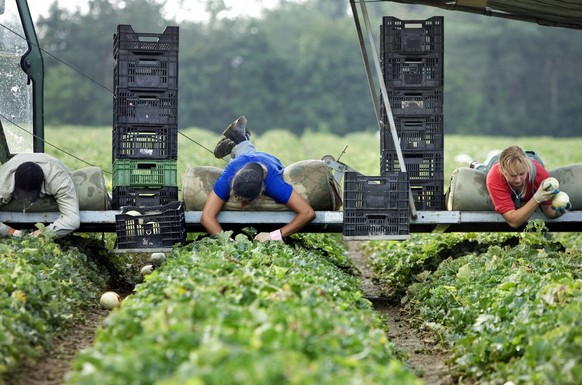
[223,116,251,144]
[213,137,236,158]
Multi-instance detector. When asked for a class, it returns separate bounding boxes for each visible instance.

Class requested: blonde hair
[498,146,533,195]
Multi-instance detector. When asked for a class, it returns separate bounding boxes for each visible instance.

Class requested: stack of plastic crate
[112,24,179,209]
[380,16,445,211]
[112,24,185,250]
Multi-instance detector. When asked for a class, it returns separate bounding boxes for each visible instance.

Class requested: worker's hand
[254,229,283,242]
[255,232,272,242]
[552,200,572,215]
[533,181,558,204]
[7,227,22,237]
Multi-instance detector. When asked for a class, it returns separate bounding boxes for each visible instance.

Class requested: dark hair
[232,162,264,202]
[14,162,44,204]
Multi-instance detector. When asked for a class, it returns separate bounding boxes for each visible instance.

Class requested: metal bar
[349,0,381,129]
[16,0,44,152]
[184,211,345,233]
[2,210,581,233]
[322,155,360,184]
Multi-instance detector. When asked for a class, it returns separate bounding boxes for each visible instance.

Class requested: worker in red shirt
[482,146,570,228]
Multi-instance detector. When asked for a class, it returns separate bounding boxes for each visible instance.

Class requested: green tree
[30,0,582,137]
[313,0,348,19]
[38,0,171,126]
[258,2,376,134]
[444,13,582,137]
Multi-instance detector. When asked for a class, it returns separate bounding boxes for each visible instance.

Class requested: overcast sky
[25,0,290,22]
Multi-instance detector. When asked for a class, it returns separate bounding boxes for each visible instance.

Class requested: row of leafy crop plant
[4,224,579,385]
[0,235,111,381]
[63,233,422,384]
[365,220,582,385]
[0,232,424,384]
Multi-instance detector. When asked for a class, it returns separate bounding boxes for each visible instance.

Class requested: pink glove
[254,229,283,242]
[8,227,22,237]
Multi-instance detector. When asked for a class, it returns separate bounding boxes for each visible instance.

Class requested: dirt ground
[346,241,455,385]
[4,244,455,385]
[3,306,109,385]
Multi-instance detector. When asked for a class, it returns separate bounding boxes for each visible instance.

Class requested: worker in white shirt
[0,153,80,238]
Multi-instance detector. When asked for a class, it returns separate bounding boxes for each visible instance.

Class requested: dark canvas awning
[376,0,582,30]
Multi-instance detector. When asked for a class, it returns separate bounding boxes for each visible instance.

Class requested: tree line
[33,0,582,137]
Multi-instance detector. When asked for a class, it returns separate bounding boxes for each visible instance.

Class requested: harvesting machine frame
[0,0,581,239]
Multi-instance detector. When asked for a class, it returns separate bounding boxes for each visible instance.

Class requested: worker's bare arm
[279,190,316,238]
[201,191,226,235]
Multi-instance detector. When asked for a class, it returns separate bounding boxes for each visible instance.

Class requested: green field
[45,125,582,188]
[2,126,581,385]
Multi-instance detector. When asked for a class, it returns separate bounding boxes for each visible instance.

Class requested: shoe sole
[223,116,248,136]
[214,137,236,158]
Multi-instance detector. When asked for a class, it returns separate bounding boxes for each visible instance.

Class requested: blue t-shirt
[213,152,293,204]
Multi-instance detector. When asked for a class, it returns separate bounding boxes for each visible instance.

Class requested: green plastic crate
[112,159,177,188]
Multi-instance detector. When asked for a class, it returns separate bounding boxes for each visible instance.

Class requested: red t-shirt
[486,160,550,214]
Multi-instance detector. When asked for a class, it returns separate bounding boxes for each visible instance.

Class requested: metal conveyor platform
[2,210,581,234]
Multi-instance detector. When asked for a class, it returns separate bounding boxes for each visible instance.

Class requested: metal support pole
[349,0,381,130]
[351,0,419,219]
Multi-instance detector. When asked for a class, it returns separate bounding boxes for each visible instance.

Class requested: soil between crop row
[346,241,456,385]
[5,243,455,385]
[4,306,109,385]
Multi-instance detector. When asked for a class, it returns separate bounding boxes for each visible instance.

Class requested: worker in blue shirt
[201,116,315,241]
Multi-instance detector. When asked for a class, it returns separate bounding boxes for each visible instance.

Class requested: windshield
[0,0,34,153]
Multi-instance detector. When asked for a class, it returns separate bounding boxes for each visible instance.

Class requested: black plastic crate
[381,151,444,181]
[381,115,444,152]
[112,186,179,209]
[343,172,409,239]
[382,53,443,88]
[381,16,444,54]
[115,201,186,250]
[114,52,178,90]
[114,89,178,125]
[410,180,445,211]
[114,25,179,56]
[382,88,443,116]
[113,124,178,161]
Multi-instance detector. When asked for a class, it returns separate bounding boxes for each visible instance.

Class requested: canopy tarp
[375,0,582,30]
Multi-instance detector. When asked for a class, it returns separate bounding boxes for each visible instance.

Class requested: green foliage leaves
[65,234,422,385]
[0,235,109,378]
[368,227,582,384]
